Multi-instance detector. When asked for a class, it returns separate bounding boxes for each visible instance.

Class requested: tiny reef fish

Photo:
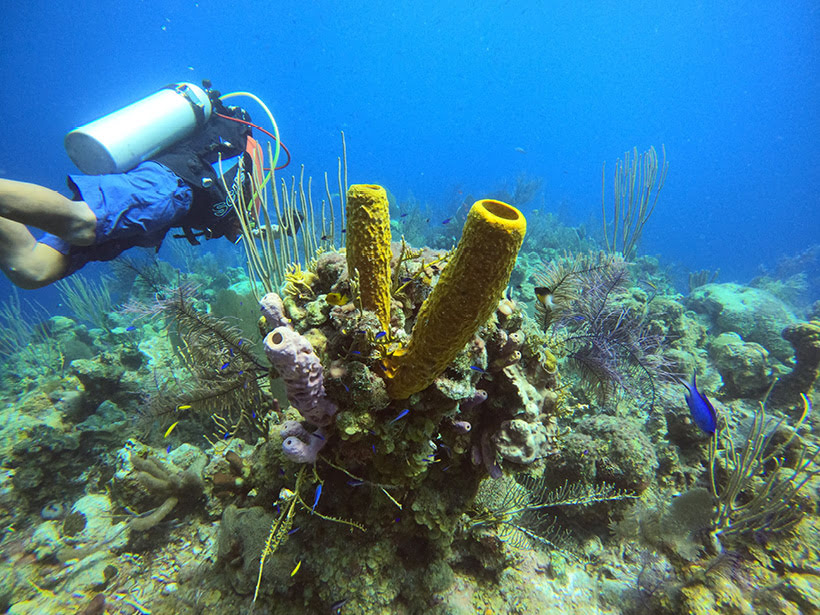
[680,371,717,434]
[312,484,322,511]
[330,598,350,613]
[291,560,302,576]
[163,422,179,438]
[326,292,350,306]
[389,409,410,424]
[534,286,554,308]
[177,404,192,410]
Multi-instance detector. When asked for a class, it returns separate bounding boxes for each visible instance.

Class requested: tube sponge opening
[384,199,526,399]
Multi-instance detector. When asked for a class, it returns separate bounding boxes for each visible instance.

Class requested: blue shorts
[39,161,193,277]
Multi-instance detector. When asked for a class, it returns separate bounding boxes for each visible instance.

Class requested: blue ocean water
[0,0,817,296]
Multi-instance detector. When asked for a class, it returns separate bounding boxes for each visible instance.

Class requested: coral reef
[1,181,818,615]
[688,282,797,362]
[771,320,820,406]
[708,332,770,398]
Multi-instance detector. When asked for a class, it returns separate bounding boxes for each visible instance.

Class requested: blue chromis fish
[312,484,322,511]
[389,408,410,424]
[681,371,717,434]
[326,292,350,306]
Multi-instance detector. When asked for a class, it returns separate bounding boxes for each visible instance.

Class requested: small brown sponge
[772,320,820,405]
[346,184,392,331]
[385,199,526,399]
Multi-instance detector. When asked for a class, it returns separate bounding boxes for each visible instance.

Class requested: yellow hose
[220,91,282,175]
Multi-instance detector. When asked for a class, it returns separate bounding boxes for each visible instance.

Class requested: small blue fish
[441,217,452,225]
[347,479,365,487]
[374,331,387,339]
[220,362,230,370]
[681,371,717,434]
[389,408,410,424]
[312,484,322,511]
[125,326,136,331]
[469,365,487,373]
[287,527,301,535]
[400,212,409,217]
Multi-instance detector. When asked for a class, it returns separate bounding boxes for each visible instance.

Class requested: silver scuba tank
[64,82,212,175]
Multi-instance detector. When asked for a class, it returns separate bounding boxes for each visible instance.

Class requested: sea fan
[537,252,670,411]
[124,282,272,439]
[470,473,636,556]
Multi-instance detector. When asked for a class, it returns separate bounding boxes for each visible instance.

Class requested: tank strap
[162,83,209,127]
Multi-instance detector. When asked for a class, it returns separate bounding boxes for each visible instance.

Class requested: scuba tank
[64,82,212,175]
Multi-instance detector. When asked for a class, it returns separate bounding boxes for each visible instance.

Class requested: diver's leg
[0,217,69,289]
[0,179,96,246]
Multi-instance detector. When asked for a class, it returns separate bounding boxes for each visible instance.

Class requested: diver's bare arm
[0,179,96,246]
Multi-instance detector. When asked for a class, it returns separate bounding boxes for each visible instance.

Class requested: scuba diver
[0,81,287,289]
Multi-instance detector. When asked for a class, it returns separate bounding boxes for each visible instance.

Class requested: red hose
[215,112,291,170]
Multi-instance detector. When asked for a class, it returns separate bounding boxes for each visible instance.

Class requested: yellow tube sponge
[346,184,392,331]
[385,199,526,399]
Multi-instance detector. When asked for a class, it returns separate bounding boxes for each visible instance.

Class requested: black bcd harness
[153,91,253,244]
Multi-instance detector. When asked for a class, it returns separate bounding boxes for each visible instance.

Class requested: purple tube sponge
[460,389,488,411]
[264,326,337,426]
[280,421,327,463]
[260,292,290,329]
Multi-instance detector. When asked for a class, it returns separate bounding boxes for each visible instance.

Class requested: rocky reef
[0,191,818,615]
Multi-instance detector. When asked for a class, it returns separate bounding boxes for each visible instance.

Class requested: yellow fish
[177,404,192,410]
[291,560,302,576]
[534,286,554,308]
[164,421,180,438]
[325,292,350,306]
